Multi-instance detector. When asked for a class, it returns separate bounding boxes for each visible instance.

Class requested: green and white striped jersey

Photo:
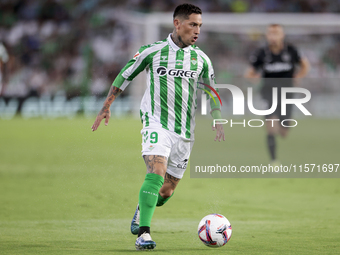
[113,34,217,140]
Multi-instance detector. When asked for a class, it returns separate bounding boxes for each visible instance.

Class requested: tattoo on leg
[164,172,180,188]
[143,155,167,174]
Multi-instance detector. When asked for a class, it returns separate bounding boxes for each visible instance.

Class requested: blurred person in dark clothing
[245,24,310,164]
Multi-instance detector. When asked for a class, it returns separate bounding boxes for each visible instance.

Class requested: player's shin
[138,173,164,236]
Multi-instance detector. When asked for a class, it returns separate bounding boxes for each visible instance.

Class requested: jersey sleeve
[290,45,302,64]
[200,55,216,87]
[112,46,151,91]
[199,54,222,115]
[249,48,264,71]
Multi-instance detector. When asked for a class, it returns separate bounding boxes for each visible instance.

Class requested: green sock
[139,173,164,227]
[156,192,174,207]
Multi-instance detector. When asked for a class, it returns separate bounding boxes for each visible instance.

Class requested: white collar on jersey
[167,33,191,53]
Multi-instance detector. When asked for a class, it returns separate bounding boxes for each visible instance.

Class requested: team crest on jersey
[148,145,155,151]
[177,159,188,169]
[191,57,197,65]
[282,52,291,62]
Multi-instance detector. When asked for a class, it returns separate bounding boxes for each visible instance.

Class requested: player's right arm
[91,86,122,131]
[91,46,152,131]
[244,66,261,80]
[244,48,263,83]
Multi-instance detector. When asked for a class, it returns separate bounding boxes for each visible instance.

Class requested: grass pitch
[0,117,339,254]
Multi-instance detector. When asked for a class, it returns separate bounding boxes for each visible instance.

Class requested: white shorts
[141,126,194,179]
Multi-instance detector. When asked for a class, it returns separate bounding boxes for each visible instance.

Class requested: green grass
[0,117,339,254]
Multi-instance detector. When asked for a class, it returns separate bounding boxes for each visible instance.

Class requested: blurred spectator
[0,41,9,95]
[0,0,340,100]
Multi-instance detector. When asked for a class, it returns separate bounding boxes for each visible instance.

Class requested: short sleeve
[198,52,221,110]
[200,55,215,87]
[290,45,302,64]
[249,48,264,71]
[112,45,153,91]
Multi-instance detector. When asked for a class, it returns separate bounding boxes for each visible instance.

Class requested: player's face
[266,26,285,46]
[175,14,202,45]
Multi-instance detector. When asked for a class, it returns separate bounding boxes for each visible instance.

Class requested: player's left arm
[292,46,310,79]
[201,56,225,142]
[294,57,310,79]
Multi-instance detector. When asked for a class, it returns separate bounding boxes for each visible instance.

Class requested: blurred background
[1,2,340,253]
[0,0,340,119]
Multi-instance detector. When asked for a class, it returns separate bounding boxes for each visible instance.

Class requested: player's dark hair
[173,3,202,20]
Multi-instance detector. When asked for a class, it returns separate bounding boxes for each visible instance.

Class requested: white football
[197,213,232,248]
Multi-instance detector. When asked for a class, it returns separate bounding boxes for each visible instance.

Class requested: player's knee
[280,127,289,138]
[266,122,279,135]
[267,127,278,136]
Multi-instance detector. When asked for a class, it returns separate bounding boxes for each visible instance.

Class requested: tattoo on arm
[164,172,180,188]
[143,155,168,174]
[99,86,122,115]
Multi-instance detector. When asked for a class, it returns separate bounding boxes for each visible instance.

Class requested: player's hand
[293,76,302,87]
[248,76,261,85]
[91,108,111,131]
[212,123,225,142]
